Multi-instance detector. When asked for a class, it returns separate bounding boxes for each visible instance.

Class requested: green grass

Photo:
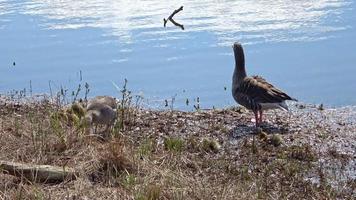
[164,137,184,153]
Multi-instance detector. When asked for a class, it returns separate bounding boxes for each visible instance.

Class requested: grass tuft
[100,140,135,174]
[164,137,184,153]
[201,138,221,153]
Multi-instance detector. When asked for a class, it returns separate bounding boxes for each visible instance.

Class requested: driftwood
[164,6,184,30]
[0,160,78,183]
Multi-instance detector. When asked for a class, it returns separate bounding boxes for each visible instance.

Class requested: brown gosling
[83,96,117,134]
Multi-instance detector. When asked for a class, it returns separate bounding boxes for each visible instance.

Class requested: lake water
[0,0,355,110]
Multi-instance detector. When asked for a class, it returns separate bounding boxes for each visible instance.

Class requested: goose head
[232,42,247,82]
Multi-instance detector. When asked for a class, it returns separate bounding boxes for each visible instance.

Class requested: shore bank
[0,95,355,199]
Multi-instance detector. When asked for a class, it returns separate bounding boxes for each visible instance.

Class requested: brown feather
[236,76,295,104]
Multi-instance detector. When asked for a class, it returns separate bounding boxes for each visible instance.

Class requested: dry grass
[0,93,355,200]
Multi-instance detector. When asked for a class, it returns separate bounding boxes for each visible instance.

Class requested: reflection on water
[0,0,355,109]
[15,0,352,45]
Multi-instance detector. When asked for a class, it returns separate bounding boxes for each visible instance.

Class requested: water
[0,0,355,109]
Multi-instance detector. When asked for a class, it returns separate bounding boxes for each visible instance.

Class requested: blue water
[0,0,355,109]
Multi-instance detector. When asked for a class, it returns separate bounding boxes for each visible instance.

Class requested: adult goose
[231,42,297,127]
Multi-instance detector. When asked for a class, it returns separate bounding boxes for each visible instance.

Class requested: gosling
[83,96,117,133]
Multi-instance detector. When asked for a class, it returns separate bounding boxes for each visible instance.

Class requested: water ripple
[1,0,350,46]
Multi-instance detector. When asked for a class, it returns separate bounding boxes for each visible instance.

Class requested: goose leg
[103,125,111,138]
[259,110,263,124]
[254,111,259,127]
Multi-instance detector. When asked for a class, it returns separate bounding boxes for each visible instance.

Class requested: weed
[71,84,81,103]
[239,165,251,181]
[138,138,155,158]
[251,136,258,154]
[113,79,138,131]
[49,112,66,147]
[164,137,184,153]
[145,184,161,200]
[186,136,199,152]
[100,140,134,174]
[201,138,221,153]
[317,131,329,140]
[288,144,316,162]
[84,82,90,102]
[70,102,85,119]
[165,94,177,110]
[136,184,161,200]
[119,79,129,130]
[13,116,21,137]
[122,171,136,189]
[318,103,324,111]
[193,97,200,111]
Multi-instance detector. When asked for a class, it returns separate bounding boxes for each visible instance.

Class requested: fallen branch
[164,6,184,30]
[0,160,78,183]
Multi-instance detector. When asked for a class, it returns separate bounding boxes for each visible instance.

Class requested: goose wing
[237,76,296,104]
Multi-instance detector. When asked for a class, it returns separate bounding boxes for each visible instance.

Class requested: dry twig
[164,6,184,30]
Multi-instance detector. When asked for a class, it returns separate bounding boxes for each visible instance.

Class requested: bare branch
[170,18,184,30]
[164,6,184,30]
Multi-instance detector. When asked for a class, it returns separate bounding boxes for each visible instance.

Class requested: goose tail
[290,97,298,102]
[279,101,289,111]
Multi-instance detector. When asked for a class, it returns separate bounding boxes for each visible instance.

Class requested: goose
[83,96,117,132]
[231,42,297,127]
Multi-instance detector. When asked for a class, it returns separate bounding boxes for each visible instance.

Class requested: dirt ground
[0,95,355,199]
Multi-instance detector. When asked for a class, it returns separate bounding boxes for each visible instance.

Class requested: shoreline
[0,95,355,199]
[1,91,355,111]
